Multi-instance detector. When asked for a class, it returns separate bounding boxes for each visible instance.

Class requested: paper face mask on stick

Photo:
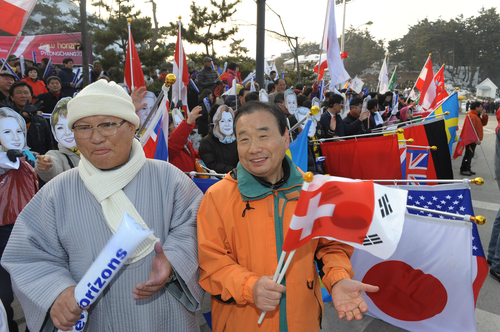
[51,98,77,150]
[213,105,236,144]
[0,107,27,151]
[137,92,157,128]
[295,106,317,138]
[284,89,297,115]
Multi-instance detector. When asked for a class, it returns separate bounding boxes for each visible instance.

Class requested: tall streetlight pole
[256,0,265,88]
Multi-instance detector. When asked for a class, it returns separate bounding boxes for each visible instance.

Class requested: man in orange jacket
[460,101,489,176]
[197,101,378,332]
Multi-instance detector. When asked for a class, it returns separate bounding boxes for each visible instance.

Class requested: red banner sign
[0,33,91,65]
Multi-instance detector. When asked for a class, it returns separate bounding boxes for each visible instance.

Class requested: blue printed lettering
[108,258,120,270]
[116,249,127,260]
[101,269,112,279]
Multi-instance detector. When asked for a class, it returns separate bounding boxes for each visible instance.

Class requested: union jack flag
[405,149,429,184]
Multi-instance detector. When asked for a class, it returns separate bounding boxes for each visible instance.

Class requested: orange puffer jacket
[197,157,354,332]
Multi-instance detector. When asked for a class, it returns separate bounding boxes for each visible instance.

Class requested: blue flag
[286,120,311,172]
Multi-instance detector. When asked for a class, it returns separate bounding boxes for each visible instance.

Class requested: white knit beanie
[67,80,140,129]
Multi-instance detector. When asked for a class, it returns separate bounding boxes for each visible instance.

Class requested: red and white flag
[124,22,146,91]
[0,0,37,36]
[314,59,328,80]
[350,213,476,331]
[415,56,436,110]
[429,65,448,110]
[172,19,189,115]
[321,0,350,86]
[282,175,408,259]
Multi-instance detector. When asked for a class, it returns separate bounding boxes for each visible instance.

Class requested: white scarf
[79,139,159,264]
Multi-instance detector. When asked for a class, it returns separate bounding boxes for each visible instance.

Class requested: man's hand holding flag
[259,173,410,323]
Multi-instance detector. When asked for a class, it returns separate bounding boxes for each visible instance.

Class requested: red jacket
[22,77,48,100]
[168,120,199,172]
[469,109,488,141]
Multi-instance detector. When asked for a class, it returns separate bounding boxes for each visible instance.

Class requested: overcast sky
[130,0,499,59]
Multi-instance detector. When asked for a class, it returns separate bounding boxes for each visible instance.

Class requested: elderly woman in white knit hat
[1,80,204,331]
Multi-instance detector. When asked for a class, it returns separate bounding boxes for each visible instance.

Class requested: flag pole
[127,18,134,91]
[185,171,226,178]
[406,205,485,224]
[0,32,22,73]
[258,250,296,324]
[370,111,448,133]
[371,178,485,185]
[312,128,402,143]
[316,0,329,81]
[178,17,183,107]
[464,113,495,180]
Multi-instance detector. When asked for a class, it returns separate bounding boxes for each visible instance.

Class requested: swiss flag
[283,175,408,259]
[350,213,476,331]
[415,56,436,110]
[0,0,37,36]
[124,25,146,91]
[453,115,478,159]
[428,65,449,110]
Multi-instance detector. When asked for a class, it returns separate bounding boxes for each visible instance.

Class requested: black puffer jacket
[197,66,219,92]
[199,131,239,174]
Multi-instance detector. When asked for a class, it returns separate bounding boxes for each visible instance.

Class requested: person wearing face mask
[0,107,38,332]
[167,106,203,172]
[35,98,80,182]
[2,81,53,155]
[35,76,69,115]
[199,104,239,173]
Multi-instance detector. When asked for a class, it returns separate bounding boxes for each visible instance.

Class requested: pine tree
[167,0,241,57]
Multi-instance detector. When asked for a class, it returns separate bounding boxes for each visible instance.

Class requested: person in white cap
[1,80,204,331]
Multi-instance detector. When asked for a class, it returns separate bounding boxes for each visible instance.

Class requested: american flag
[405,149,429,184]
[402,183,488,306]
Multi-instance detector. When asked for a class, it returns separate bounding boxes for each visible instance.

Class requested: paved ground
[12,111,500,331]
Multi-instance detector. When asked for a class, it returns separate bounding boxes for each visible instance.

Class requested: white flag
[349,76,364,94]
[321,0,350,86]
[379,57,389,94]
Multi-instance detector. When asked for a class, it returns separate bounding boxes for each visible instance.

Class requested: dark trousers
[460,143,477,172]
[0,224,19,332]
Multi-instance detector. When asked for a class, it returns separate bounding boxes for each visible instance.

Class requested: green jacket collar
[237,155,303,201]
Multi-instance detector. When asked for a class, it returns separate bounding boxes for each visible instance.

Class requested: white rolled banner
[58,212,153,332]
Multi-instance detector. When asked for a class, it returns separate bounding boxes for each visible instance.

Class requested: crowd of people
[0,53,499,332]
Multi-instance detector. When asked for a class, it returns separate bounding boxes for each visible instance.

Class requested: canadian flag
[429,65,448,110]
[282,175,408,259]
[415,56,437,110]
[0,0,37,36]
[172,19,189,115]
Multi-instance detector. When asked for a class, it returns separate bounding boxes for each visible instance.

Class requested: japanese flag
[350,213,475,331]
[283,175,407,259]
